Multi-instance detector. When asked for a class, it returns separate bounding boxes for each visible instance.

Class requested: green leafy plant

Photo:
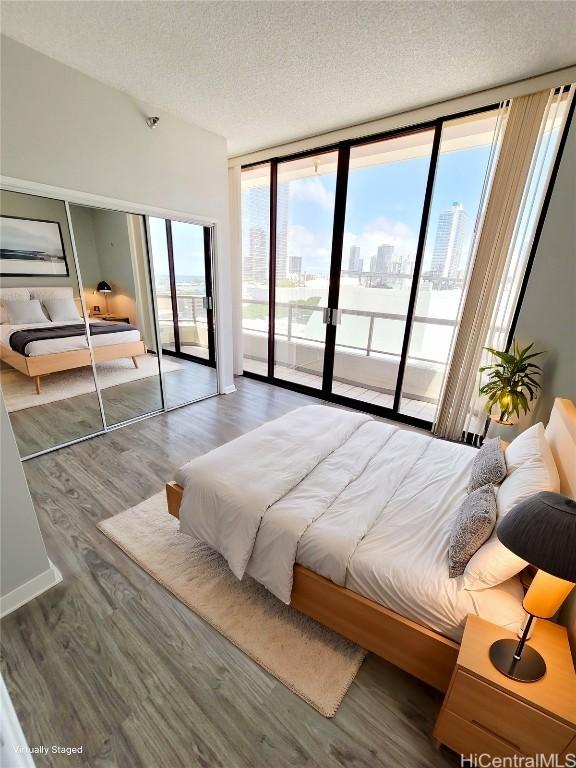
[479,340,544,424]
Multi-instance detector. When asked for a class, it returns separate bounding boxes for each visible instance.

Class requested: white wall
[1,35,234,391]
[512,118,576,431]
[0,393,61,616]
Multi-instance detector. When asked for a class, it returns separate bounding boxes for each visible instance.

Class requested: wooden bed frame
[165,398,576,693]
[0,339,146,394]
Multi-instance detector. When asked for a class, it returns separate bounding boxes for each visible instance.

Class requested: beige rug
[97,492,366,717]
[2,355,180,411]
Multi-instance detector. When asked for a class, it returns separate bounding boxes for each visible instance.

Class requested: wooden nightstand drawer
[435,709,519,760]
[447,670,574,756]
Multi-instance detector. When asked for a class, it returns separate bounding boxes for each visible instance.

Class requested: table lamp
[96,281,112,314]
[489,491,576,682]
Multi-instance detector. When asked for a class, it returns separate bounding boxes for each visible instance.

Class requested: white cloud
[288,177,334,212]
[285,224,332,271]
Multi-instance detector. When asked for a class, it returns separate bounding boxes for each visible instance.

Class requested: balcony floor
[244,359,437,422]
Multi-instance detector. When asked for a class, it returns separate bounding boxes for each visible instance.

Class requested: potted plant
[479,340,544,425]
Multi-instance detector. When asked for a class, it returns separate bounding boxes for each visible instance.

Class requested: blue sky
[149,217,206,277]
[279,143,492,273]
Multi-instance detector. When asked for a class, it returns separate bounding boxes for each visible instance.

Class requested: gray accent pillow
[467,437,507,493]
[4,299,48,325]
[449,485,497,578]
[43,297,81,322]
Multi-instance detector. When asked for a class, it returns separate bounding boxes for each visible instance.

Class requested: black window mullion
[203,226,216,367]
[322,142,351,394]
[392,121,444,412]
[165,219,181,355]
[267,160,278,379]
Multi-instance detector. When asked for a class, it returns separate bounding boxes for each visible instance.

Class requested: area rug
[97,492,366,717]
[2,355,181,412]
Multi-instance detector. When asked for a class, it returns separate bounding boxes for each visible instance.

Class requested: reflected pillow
[467,437,507,493]
[449,484,497,578]
[43,297,82,323]
[0,288,31,323]
[4,299,48,325]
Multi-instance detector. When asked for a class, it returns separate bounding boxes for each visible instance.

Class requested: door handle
[323,307,341,326]
[202,296,213,310]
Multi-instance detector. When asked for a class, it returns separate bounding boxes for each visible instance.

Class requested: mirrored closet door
[1,189,220,460]
[69,204,163,427]
[0,190,104,457]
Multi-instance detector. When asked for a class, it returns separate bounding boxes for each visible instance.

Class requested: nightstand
[434,615,576,761]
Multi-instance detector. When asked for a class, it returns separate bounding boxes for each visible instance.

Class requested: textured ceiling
[2,1,575,155]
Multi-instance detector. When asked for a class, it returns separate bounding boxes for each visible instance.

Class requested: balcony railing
[156,292,208,327]
[242,298,456,367]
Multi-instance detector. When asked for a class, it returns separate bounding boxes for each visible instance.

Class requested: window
[241,163,271,374]
[274,151,338,388]
[399,109,503,419]
[239,90,572,429]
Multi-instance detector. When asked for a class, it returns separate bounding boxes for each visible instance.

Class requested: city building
[430,202,468,280]
[348,245,362,272]
[370,244,395,273]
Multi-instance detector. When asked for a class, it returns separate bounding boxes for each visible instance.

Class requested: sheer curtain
[434,87,574,441]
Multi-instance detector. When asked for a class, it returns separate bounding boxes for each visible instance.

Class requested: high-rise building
[245,226,267,282]
[431,202,468,279]
[289,255,303,274]
[348,246,362,273]
[370,244,394,273]
[242,181,269,283]
[275,182,289,279]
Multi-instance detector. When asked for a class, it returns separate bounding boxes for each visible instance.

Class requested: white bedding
[176,405,525,641]
[1,319,141,356]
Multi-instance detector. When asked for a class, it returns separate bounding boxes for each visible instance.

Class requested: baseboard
[222,384,237,395]
[0,560,62,618]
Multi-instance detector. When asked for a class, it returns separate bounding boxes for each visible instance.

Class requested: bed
[0,287,145,393]
[165,398,576,692]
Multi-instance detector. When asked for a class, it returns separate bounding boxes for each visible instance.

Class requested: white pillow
[43,297,81,322]
[464,422,560,591]
[497,423,560,516]
[0,287,31,323]
[463,533,528,591]
[3,299,48,325]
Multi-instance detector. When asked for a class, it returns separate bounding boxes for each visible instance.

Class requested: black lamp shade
[96,281,112,293]
[497,492,576,582]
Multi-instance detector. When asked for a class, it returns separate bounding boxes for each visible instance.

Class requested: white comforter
[176,405,524,641]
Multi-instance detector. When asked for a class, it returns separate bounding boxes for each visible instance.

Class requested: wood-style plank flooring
[1,377,458,768]
[2,356,218,458]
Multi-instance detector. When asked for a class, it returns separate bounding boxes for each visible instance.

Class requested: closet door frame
[1,176,222,459]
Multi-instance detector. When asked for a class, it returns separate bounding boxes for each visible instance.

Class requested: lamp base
[489,638,546,682]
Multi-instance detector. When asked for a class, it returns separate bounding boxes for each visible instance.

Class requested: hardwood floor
[2,356,218,458]
[1,377,457,768]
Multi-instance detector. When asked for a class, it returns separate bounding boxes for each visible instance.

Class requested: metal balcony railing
[242,298,456,367]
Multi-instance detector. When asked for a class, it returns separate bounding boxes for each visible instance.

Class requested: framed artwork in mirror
[0,215,69,276]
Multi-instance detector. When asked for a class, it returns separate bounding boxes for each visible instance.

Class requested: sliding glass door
[148,217,218,409]
[149,218,215,366]
[333,129,436,411]
[240,103,508,427]
[273,151,338,389]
